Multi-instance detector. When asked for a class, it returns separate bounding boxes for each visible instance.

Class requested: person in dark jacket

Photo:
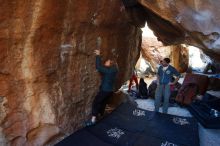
[86,49,118,126]
[138,78,148,98]
[155,58,180,113]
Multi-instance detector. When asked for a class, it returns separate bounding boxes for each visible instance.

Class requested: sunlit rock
[140,24,188,73]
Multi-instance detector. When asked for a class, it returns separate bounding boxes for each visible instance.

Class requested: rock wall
[136,0,220,61]
[170,45,189,73]
[0,0,141,145]
[141,36,188,73]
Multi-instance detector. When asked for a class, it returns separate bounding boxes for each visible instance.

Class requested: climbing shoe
[84,120,95,127]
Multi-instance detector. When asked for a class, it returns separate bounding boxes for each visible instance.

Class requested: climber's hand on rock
[114,90,121,94]
[94,50,100,55]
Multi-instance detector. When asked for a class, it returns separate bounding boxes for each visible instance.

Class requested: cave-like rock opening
[136,23,217,78]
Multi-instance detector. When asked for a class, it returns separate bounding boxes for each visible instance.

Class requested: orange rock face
[0,0,141,145]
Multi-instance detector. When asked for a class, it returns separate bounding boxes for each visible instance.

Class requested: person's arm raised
[94,50,109,73]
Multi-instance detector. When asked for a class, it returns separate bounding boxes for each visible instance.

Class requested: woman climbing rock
[85,49,118,126]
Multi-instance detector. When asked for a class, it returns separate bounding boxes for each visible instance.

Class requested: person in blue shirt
[86,49,118,126]
[155,58,180,113]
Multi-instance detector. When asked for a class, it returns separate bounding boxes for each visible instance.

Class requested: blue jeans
[154,84,170,113]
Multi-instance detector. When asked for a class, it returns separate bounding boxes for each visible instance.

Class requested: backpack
[175,83,199,105]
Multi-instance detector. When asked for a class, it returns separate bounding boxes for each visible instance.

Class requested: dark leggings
[92,91,113,117]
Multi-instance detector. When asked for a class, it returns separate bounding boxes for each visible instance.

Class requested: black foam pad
[142,112,199,146]
[56,102,199,146]
[101,103,154,132]
[55,129,113,146]
[86,122,138,146]
[134,134,184,146]
[188,101,220,129]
